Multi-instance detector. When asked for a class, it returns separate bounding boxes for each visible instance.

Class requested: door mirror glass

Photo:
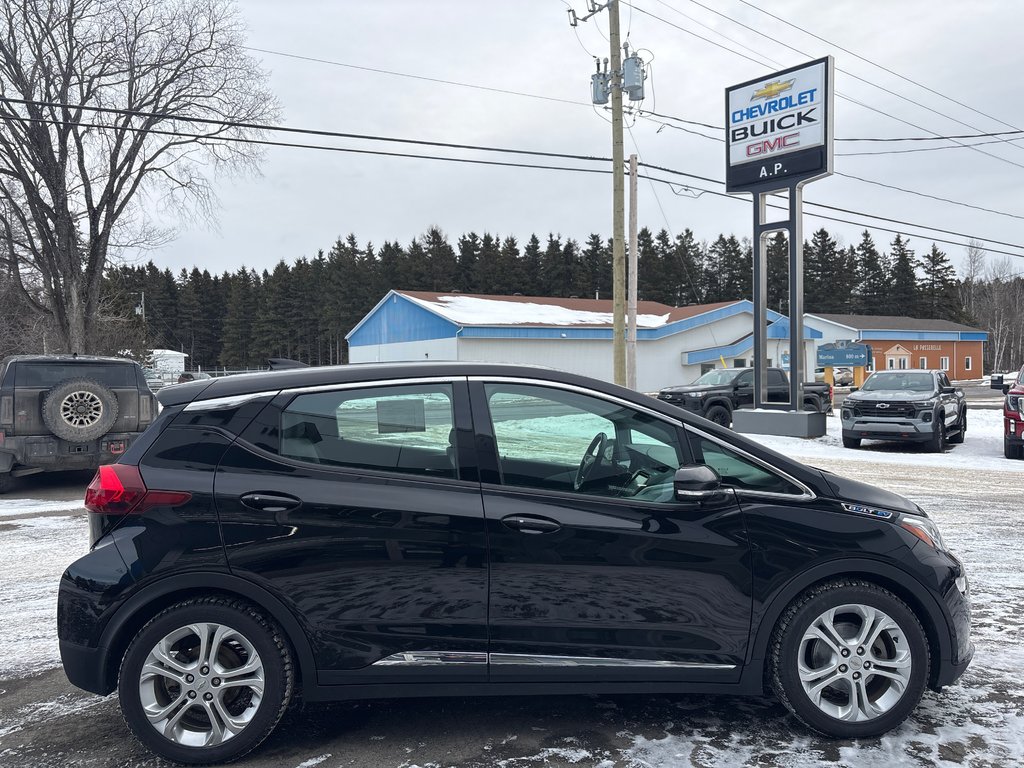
[941,386,956,394]
[673,465,723,500]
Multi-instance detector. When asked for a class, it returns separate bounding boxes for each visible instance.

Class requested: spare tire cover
[41,377,120,443]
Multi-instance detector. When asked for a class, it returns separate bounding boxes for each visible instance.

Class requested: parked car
[57,362,972,763]
[657,367,832,427]
[0,355,158,493]
[814,367,853,387]
[841,370,967,452]
[991,364,1024,459]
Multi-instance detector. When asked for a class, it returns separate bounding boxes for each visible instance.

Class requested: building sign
[726,57,833,193]
[817,341,871,368]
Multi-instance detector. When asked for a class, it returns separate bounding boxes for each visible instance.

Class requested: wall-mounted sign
[726,57,834,193]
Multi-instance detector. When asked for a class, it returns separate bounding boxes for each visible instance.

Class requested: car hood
[846,390,936,402]
[817,469,925,517]
[660,384,718,394]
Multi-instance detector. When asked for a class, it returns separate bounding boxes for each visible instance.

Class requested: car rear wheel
[704,404,731,428]
[769,580,929,738]
[947,409,966,444]
[0,472,12,494]
[118,597,294,764]
[41,377,119,442]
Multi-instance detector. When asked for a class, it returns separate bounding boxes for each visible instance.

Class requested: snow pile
[743,408,1021,473]
[0,498,85,518]
[408,294,671,328]
[0,515,87,678]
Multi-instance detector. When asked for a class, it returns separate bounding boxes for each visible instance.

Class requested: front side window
[687,433,803,496]
[280,383,457,478]
[484,383,682,503]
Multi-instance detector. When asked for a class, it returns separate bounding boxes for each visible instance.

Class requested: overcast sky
[157,0,1024,283]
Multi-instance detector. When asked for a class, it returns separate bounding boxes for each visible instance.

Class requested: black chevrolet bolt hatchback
[57,362,973,763]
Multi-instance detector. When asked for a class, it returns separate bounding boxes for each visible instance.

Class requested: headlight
[912,398,938,407]
[685,392,701,398]
[1008,394,1021,413]
[899,515,947,551]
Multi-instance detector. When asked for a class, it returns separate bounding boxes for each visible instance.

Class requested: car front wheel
[118,597,294,764]
[769,580,929,738]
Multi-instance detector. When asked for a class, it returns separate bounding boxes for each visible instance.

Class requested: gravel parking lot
[1,415,1021,768]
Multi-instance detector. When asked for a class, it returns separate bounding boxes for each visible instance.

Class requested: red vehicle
[993,365,1024,459]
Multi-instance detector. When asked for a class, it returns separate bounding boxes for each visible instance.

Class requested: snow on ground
[0,498,86,518]
[0,514,87,679]
[744,408,1021,473]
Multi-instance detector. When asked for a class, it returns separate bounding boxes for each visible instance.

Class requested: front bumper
[657,395,702,412]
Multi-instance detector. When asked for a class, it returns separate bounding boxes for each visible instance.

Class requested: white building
[149,348,188,373]
[347,291,821,392]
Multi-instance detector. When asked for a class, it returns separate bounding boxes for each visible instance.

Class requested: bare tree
[0,0,278,353]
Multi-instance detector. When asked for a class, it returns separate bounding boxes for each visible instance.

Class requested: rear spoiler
[155,378,217,407]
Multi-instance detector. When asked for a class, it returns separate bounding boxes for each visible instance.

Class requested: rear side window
[15,363,136,388]
[280,383,457,479]
[767,369,786,386]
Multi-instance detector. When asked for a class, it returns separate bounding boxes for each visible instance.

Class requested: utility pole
[569,1,646,387]
[608,0,626,386]
[627,153,638,390]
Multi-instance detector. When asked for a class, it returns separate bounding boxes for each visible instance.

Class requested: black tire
[118,596,294,764]
[41,377,119,443]
[947,408,966,444]
[1006,440,1023,460]
[0,472,13,494]
[927,419,946,453]
[704,404,732,428]
[769,580,930,739]
[803,396,822,413]
[842,436,861,449]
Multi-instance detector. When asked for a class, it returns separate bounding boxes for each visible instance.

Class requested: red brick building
[806,314,987,381]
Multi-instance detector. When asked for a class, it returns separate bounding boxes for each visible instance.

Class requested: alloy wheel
[797,603,913,722]
[138,622,265,747]
[60,390,104,427]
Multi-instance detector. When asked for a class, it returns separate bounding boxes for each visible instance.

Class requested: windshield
[861,372,935,393]
[691,369,740,386]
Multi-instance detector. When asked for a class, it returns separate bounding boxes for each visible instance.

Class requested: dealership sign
[726,57,833,193]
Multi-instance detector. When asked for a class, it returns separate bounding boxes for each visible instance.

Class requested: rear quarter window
[14,363,137,388]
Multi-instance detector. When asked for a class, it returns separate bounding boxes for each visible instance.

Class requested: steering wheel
[574,432,608,491]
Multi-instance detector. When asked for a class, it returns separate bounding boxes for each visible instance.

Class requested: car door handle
[501,514,561,534]
[240,492,302,513]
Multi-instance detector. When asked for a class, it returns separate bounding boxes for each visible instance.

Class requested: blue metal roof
[347,292,458,347]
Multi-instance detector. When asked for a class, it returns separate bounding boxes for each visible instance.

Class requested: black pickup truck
[657,367,832,427]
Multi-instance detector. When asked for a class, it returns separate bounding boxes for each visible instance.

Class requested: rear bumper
[0,432,140,472]
[59,639,114,695]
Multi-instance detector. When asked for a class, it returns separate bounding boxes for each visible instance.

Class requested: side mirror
[674,465,724,501]
[941,386,956,394]
[849,386,859,393]
[990,375,1004,391]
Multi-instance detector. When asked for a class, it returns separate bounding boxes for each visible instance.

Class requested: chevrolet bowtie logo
[751,79,796,101]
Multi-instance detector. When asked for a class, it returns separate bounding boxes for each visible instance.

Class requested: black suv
[58,363,972,763]
[0,355,157,493]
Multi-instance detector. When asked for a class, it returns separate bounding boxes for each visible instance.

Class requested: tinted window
[767,369,786,386]
[687,433,803,496]
[15,363,136,388]
[735,370,753,386]
[484,383,683,503]
[280,383,457,479]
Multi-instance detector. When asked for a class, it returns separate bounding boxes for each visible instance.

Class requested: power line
[737,0,1024,137]
[631,111,1024,222]
[6,105,1024,258]
[836,137,1024,156]
[633,0,1024,171]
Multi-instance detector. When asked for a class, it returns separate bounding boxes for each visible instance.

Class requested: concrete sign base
[732,409,827,438]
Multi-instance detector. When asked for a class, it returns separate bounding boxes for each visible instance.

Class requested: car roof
[0,354,139,365]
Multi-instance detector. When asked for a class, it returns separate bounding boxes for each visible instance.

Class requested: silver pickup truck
[841,369,967,452]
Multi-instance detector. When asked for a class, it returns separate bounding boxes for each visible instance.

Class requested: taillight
[0,395,12,426]
[85,464,191,515]
[139,393,150,424]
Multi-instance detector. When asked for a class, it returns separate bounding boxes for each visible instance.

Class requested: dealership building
[807,314,988,380]
[348,291,823,392]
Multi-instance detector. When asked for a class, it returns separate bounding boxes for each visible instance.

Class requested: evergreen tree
[422,227,458,292]
[918,243,964,321]
[887,235,919,316]
[853,231,887,314]
[579,233,611,300]
[540,234,568,296]
[456,233,481,292]
[805,228,839,312]
[475,234,503,293]
[519,234,543,295]
[717,235,750,301]
[672,229,703,305]
[220,267,257,368]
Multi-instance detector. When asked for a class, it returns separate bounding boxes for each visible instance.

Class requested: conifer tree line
[3,224,1021,373]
